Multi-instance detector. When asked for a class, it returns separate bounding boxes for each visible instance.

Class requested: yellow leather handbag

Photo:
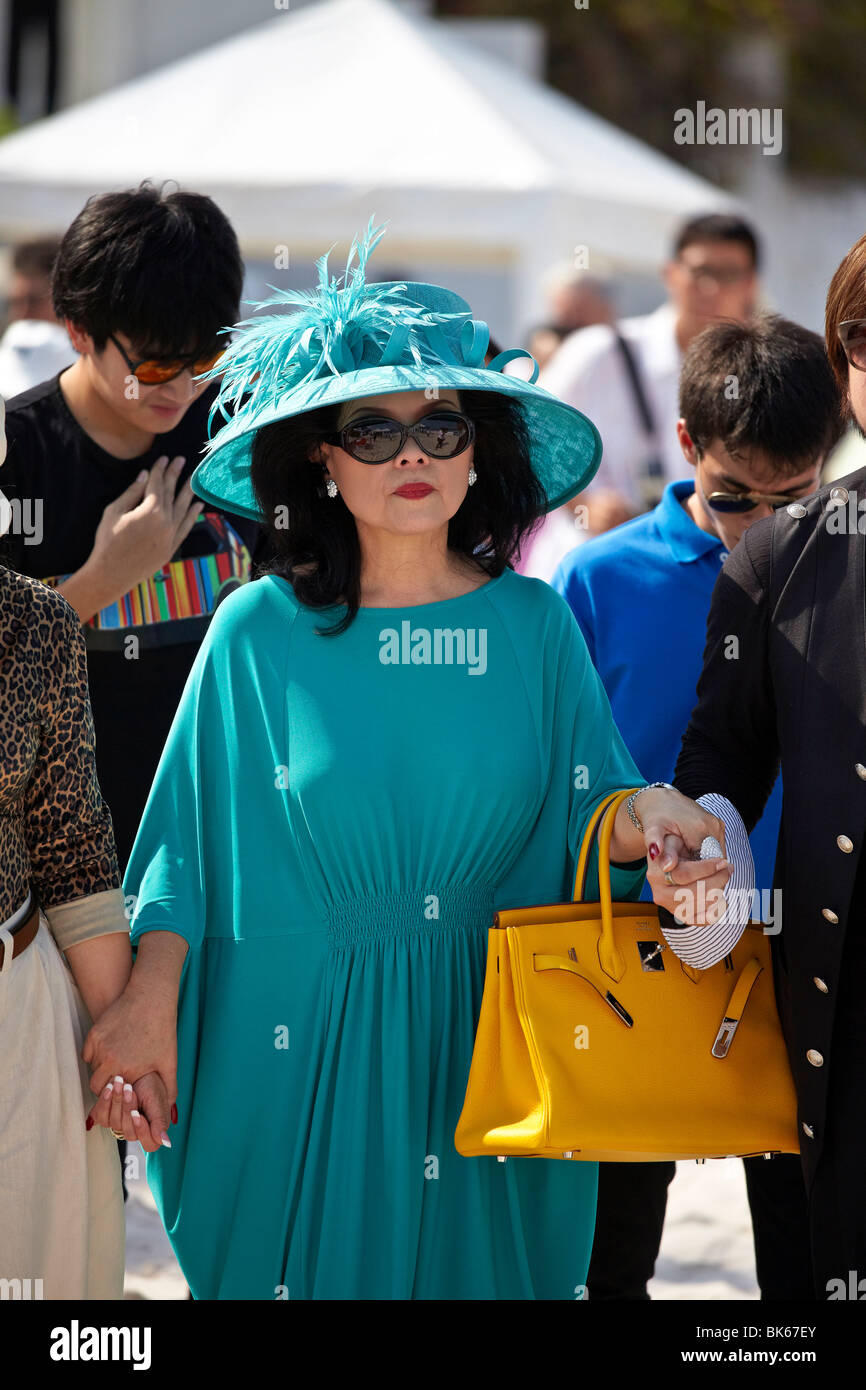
[455,788,800,1162]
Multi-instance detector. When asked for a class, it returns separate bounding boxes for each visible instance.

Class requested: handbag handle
[572,787,643,902]
[573,787,643,982]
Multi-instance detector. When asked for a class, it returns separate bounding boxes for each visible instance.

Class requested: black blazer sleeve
[673,516,780,835]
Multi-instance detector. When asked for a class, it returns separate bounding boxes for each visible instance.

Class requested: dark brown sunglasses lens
[416,416,470,454]
[345,421,400,459]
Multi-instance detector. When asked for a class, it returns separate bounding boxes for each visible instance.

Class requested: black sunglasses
[705,489,803,514]
[324,411,475,464]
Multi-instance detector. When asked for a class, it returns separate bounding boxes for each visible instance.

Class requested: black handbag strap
[613,329,667,510]
[613,330,656,439]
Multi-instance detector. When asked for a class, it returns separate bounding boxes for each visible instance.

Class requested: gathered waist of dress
[326,884,496,946]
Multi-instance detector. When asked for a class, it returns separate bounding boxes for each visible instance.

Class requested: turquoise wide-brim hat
[191,218,602,523]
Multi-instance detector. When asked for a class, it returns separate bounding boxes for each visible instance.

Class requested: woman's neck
[356,529,487,608]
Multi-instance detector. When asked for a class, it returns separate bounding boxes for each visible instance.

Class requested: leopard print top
[0,565,120,923]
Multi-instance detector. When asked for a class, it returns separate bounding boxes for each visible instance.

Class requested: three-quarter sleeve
[124,641,215,956]
[21,596,125,933]
[562,605,648,904]
[124,595,241,958]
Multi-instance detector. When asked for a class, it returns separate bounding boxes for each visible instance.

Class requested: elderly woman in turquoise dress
[81,221,743,1299]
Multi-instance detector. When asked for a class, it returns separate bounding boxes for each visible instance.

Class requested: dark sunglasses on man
[109,333,227,385]
[324,410,475,464]
[696,457,817,515]
[704,487,806,514]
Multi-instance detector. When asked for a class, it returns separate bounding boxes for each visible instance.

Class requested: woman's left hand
[628,786,733,926]
[87,1070,173,1153]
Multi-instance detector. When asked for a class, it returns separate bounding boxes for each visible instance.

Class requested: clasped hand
[82,985,178,1154]
[629,786,734,925]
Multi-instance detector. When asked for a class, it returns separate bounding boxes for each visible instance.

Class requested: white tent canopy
[0,0,732,336]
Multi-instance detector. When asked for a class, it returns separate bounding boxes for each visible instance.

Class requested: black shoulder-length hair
[249,389,546,635]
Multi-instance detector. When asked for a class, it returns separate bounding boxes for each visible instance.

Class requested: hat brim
[190,365,602,523]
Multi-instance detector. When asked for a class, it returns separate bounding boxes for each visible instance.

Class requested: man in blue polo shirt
[553,314,843,1301]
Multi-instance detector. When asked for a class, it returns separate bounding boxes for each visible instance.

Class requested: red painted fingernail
[649,844,660,860]
[85,1116,94,1131]
[171,1104,178,1125]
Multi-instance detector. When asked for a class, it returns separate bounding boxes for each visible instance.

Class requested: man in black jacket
[673,231,866,1296]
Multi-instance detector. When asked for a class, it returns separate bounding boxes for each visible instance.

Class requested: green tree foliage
[436,0,866,179]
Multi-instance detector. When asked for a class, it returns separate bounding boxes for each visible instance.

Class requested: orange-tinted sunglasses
[109,333,226,385]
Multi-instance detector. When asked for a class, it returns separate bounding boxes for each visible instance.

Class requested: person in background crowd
[525,323,570,373]
[0,394,167,1300]
[1,182,266,870]
[0,238,74,397]
[666,229,866,1300]
[0,183,265,1229]
[553,313,843,1300]
[508,269,616,382]
[524,214,761,577]
[4,238,60,322]
[545,264,616,334]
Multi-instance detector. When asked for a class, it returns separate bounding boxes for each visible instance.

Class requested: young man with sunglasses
[552,313,843,1301]
[0,183,264,868]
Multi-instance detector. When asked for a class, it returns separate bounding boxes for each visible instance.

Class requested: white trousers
[0,901,125,1299]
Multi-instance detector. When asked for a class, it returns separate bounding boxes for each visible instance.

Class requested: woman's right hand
[82,981,178,1114]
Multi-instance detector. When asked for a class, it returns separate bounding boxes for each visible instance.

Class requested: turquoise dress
[125,567,647,1299]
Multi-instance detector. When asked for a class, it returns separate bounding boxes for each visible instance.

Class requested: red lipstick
[393,483,434,499]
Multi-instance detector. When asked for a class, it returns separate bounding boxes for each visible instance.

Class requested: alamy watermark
[824,488,866,533]
[827,1271,866,1299]
[0,493,43,544]
[49,1322,151,1369]
[0,1276,43,1299]
[673,882,782,934]
[674,102,783,157]
[378,623,487,675]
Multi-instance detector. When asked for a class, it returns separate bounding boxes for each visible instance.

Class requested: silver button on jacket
[822,908,839,923]
[806,1049,824,1067]
[836,835,854,853]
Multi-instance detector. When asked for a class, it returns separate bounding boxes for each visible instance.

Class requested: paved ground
[123,1151,760,1300]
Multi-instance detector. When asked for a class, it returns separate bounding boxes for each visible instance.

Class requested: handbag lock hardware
[712,1017,739,1058]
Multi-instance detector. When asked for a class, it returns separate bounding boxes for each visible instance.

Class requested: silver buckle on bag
[712,1016,739,1058]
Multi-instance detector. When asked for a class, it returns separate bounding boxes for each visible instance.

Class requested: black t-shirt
[1,371,266,869]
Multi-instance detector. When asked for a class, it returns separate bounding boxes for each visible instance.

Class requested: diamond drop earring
[468,466,477,486]
[326,478,338,499]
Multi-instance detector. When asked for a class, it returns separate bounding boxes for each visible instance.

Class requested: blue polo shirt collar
[659,479,727,565]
